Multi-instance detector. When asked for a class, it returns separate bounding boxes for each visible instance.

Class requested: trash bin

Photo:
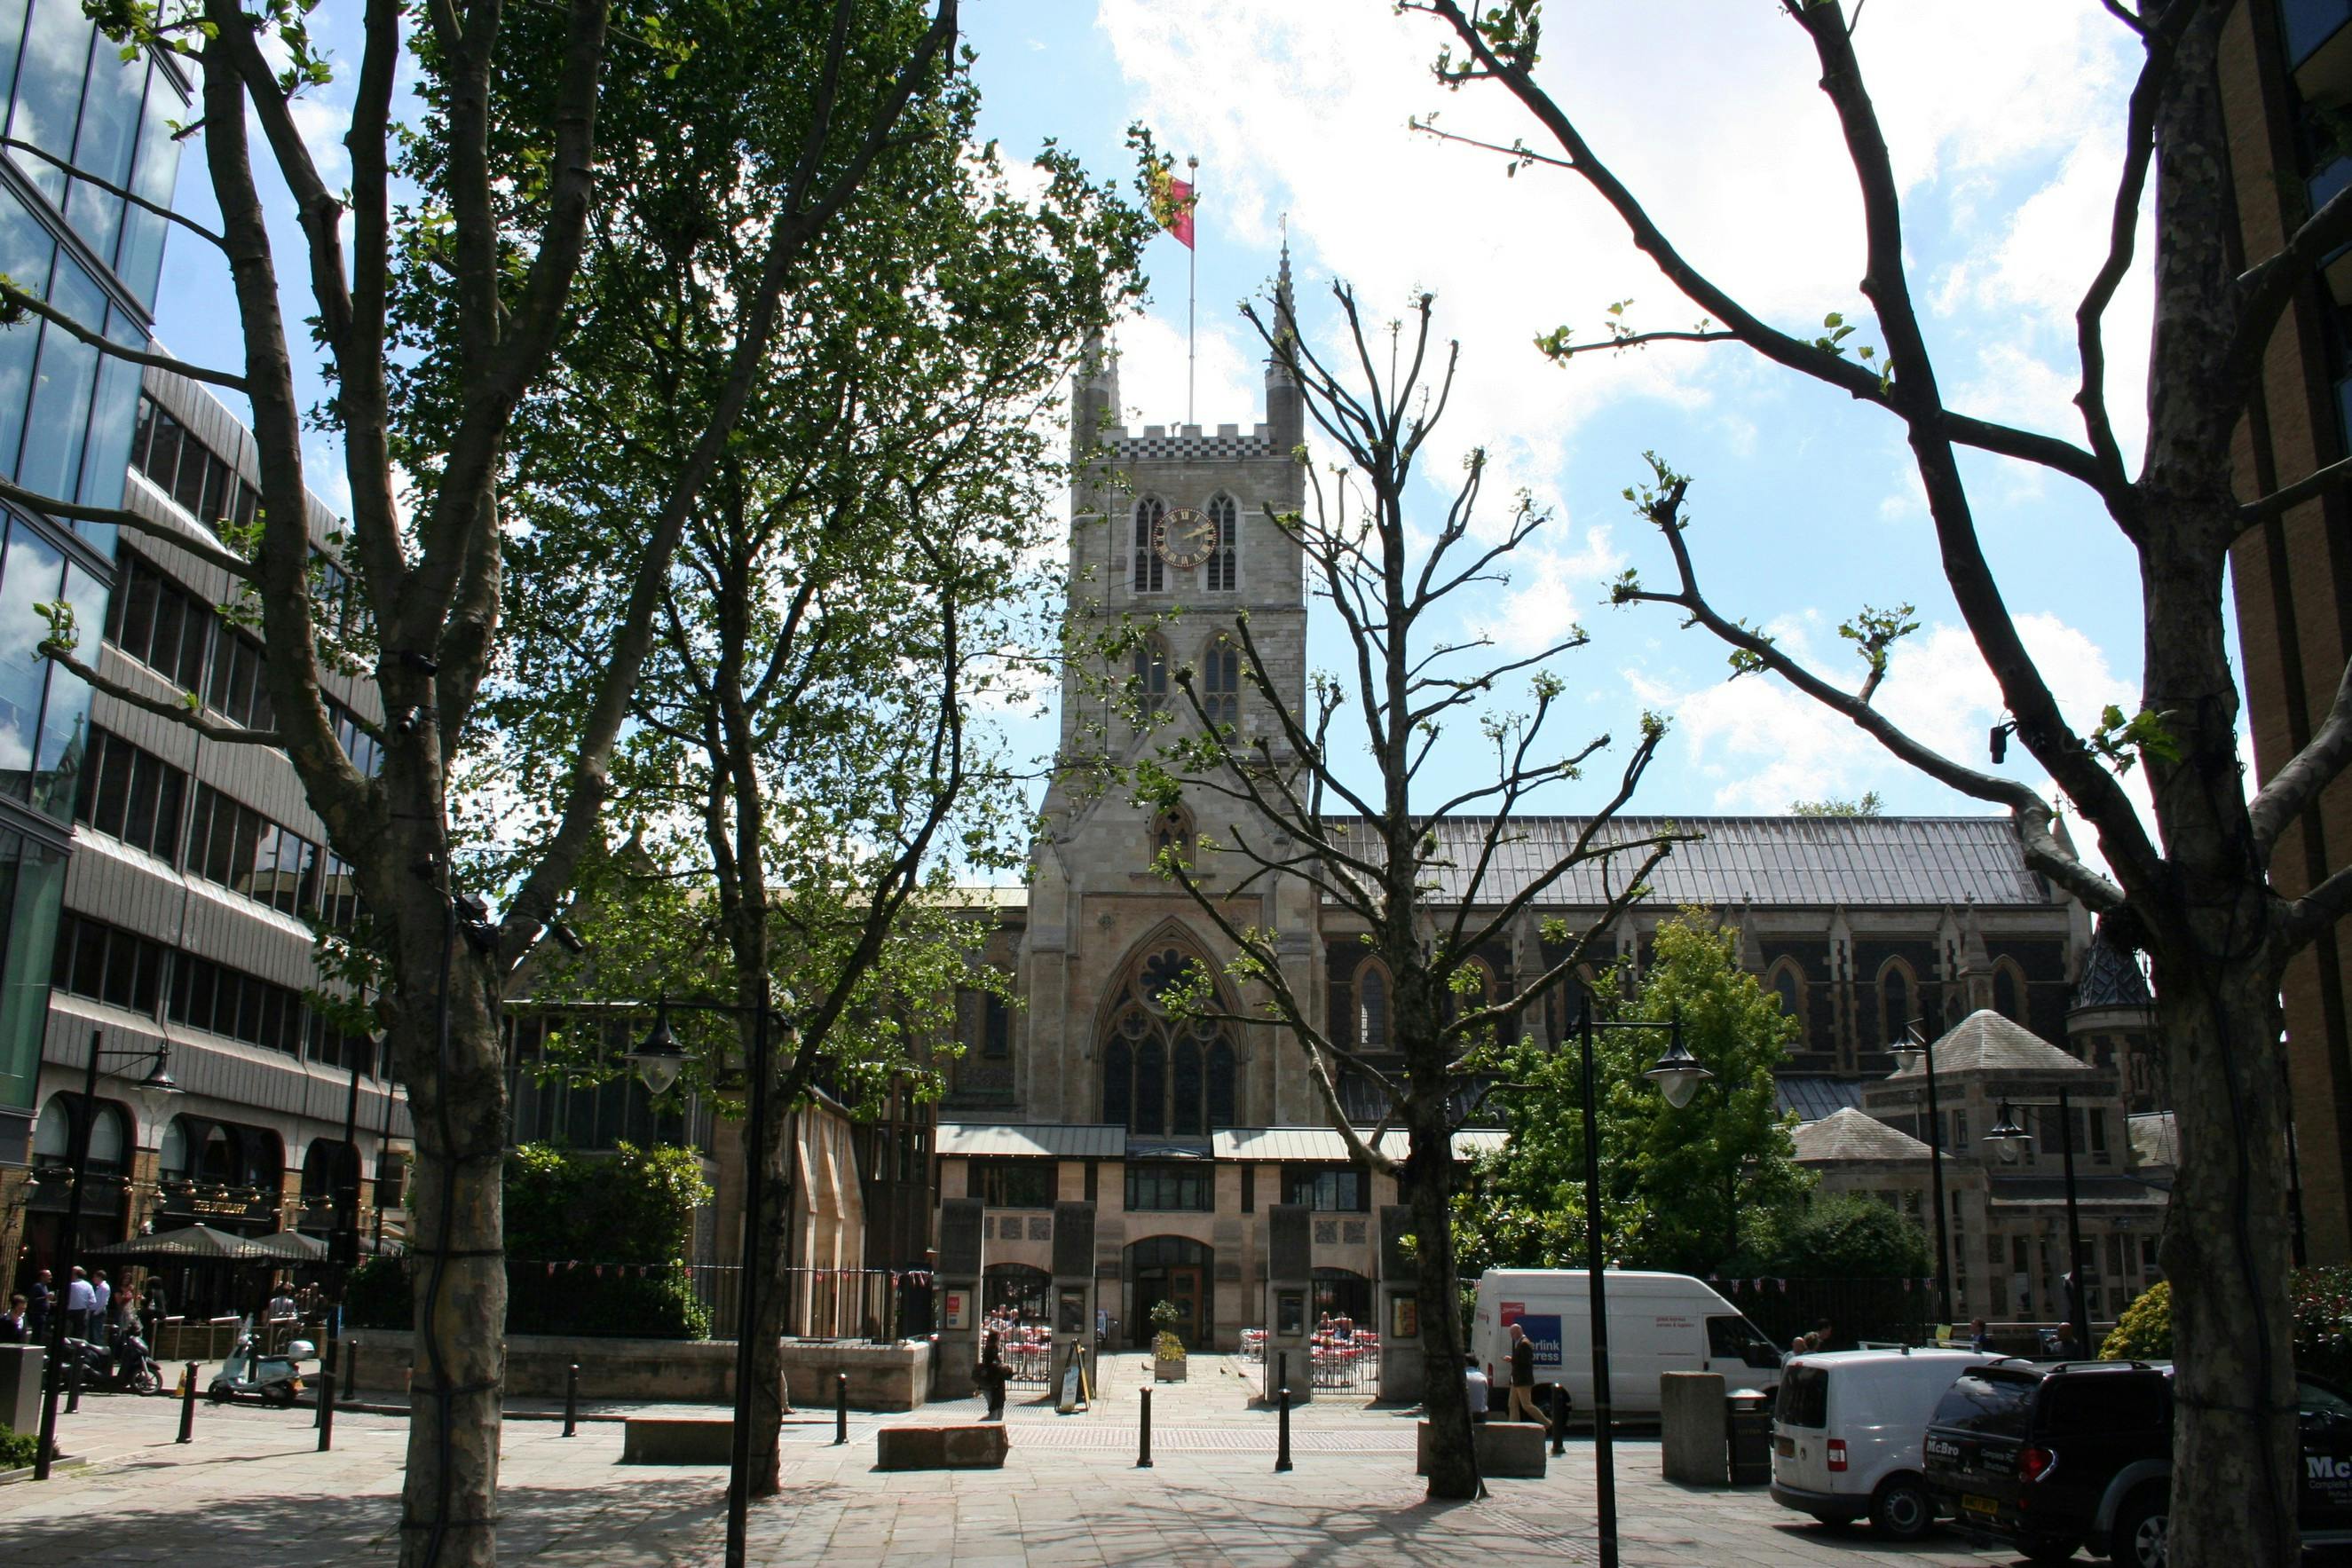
[1725,1388,1772,1486]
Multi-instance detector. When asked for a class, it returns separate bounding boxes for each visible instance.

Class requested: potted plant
[1151,1300,1188,1382]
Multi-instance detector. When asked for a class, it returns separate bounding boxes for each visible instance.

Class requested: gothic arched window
[1149,805,1193,864]
[1101,1036,1133,1127]
[1172,1037,1204,1136]
[1203,634,1240,732]
[1767,957,1806,1036]
[1133,498,1166,593]
[1358,959,1393,1049]
[1132,634,1170,719]
[1205,492,1238,591]
[1206,1036,1237,1129]
[1993,958,2026,1022]
[1878,958,1915,1046]
[1134,1036,1167,1136]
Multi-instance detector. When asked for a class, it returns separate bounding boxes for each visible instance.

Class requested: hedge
[2098,1266,2352,1387]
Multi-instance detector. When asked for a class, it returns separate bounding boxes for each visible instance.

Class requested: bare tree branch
[0,282,246,390]
[2249,656,2352,863]
[42,643,282,746]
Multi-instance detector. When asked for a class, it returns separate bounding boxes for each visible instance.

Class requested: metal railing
[683,1264,909,1343]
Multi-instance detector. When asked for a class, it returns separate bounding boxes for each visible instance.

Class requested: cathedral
[930,256,2151,1350]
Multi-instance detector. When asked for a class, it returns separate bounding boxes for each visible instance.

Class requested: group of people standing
[1,1265,167,1344]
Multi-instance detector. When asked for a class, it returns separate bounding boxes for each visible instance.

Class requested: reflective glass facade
[0,0,183,1162]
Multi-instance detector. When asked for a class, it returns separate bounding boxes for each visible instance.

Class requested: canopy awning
[84,1223,277,1262]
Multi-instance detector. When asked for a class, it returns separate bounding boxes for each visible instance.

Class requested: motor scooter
[208,1319,312,1406]
[67,1321,162,1395]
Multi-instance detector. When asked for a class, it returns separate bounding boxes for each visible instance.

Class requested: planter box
[1154,1356,1188,1382]
[343,1331,929,1411]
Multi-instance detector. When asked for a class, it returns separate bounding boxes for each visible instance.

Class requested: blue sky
[146,1,2172,843]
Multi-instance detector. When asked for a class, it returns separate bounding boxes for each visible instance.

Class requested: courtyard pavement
[0,1352,2137,1565]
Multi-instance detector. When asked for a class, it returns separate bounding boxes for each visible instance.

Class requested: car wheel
[2111,1489,2168,1568]
[1869,1474,1935,1540]
[2020,1538,2081,1566]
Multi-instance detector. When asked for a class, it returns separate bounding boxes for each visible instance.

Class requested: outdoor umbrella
[252,1230,328,1262]
[83,1223,275,1262]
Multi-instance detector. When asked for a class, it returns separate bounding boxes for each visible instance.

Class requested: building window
[188,781,319,917]
[983,992,1009,1059]
[1993,958,2026,1022]
[1206,1036,1236,1130]
[973,1158,1054,1209]
[1101,1034,1133,1128]
[1148,805,1192,863]
[1949,1107,1969,1152]
[1131,633,1169,718]
[1241,1164,1255,1213]
[1766,957,1805,1034]
[1357,958,1393,1048]
[130,393,255,527]
[206,629,272,730]
[1134,1036,1166,1136]
[104,547,211,689]
[1125,1162,1212,1211]
[1877,957,1915,1044]
[169,951,305,1055]
[51,911,165,1016]
[326,696,383,777]
[1133,498,1165,593]
[1172,1037,1204,1136]
[1205,492,1237,591]
[1202,634,1240,730]
[75,728,185,861]
[1100,941,1237,1133]
[1283,1164,1369,1212]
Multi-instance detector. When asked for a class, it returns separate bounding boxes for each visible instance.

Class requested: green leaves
[2088,704,2183,774]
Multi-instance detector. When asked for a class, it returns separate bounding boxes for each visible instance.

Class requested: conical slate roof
[1792,1107,1932,1163]
[1888,1009,2092,1079]
[2071,921,2153,1012]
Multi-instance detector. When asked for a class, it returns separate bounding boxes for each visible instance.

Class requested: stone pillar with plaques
[935,1197,986,1398]
[1264,1202,1312,1404]
[1376,1204,1425,1402]
[1050,1201,1095,1408]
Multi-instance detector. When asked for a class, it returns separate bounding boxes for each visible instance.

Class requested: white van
[1770,1348,1999,1538]
[1466,1269,1783,1417]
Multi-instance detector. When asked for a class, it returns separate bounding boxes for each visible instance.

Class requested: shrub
[0,1424,37,1470]
[344,1254,412,1331]
[1153,1329,1186,1362]
[2100,1280,2172,1361]
[1769,1194,1932,1280]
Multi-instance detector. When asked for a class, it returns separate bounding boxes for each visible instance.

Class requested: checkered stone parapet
[1110,426,1276,463]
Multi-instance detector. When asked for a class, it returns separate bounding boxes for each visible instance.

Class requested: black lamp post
[1577,993,1709,1568]
[33,1030,182,1479]
[1984,1090,2088,1352]
[622,989,789,1568]
[1889,1020,1956,1329]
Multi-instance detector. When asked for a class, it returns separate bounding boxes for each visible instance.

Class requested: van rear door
[1773,1362,1835,1493]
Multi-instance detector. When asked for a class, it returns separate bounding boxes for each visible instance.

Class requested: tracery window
[1203,634,1241,731]
[1205,492,1238,591]
[1357,958,1393,1049]
[1133,498,1165,592]
[1100,941,1241,1133]
[1131,634,1170,719]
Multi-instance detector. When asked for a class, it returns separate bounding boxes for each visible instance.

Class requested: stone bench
[875,1423,1009,1470]
[1414,1420,1548,1479]
[620,1417,734,1465]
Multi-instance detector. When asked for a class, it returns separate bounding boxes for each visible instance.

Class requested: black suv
[1921,1359,2352,1565]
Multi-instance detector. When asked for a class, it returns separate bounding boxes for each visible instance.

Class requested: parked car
[1770,1347,2000,1539]
[1920,1359,2352,1564]
[1467,1269,1783,1416]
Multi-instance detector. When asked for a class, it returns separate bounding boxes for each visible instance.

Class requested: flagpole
[1187,155,1198,428]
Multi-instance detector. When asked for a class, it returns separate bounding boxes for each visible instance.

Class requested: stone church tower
[1019,251,1323,1135]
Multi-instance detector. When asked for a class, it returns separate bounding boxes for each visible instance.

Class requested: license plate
[1962,1494,2000,1516]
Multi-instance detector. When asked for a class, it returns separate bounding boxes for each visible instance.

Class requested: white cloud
[1472,524,1626,658]
[1111,312,1257,434]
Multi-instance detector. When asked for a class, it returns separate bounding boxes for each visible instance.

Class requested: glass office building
[0,0,184,1162]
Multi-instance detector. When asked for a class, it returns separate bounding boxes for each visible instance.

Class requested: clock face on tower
[1153,506,1219,568]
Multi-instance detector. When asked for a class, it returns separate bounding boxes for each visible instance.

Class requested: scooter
[67,1321,162,1395]
[208,1320,312,1406]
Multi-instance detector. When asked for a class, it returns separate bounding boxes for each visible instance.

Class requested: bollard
[1551,1383,1569,1457]
[316,1366,335,1453]
[563,1362,579,1438]
[177,1362,198,1444]
[834,1372,848,1446]
[1274,1351,1286,1407]
[1275,1386,1293,1473]
[67,1353,83,1414]
[1138,1386,1153,1469]
[343,1340,359,1408]
[315,1337,335,1429]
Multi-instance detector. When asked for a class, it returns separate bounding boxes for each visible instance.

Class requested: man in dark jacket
[25,1270,50,1343]
[1505,1322,1553,1433]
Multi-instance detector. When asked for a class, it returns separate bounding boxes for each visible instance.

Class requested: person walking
[1504,1322,1553,1433]
[91,1269,111,1327]
[2052,1321,2082,1360]
[1969,1318,1994,1353]
[1463,1354,1491,1424]
[62,1266,95,1342]
[25,1269,50,1343]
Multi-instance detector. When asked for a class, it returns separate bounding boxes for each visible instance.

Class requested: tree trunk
[1407,1102,1478,1501]
[2155,951,2298,1566]
[391,899,509,1568]
[745,1081,794,1496]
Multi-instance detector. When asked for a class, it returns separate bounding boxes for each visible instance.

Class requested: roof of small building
[1791,1107,1932,1163]
[2071,921,2153,1012]
[936,1123,1127,1159]
[1311,814,2049,908]
[1886,1010,2093,1080]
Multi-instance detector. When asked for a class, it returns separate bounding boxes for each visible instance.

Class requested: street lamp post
[623,989,788,1568]
[33,1029,182,1479]
[1575,993,1710,1568]
[1985,1090,2088,1351]
[1890,1021,1956,1329]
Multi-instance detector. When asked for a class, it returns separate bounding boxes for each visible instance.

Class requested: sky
[145,0,2177,844]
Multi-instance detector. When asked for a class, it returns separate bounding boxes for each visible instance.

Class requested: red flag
[1149,162,1196,249]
